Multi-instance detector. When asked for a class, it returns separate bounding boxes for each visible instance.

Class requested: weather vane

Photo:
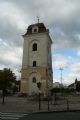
[37,16,39,23]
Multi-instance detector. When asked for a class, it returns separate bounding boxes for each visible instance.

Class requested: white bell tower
[20,22,53,95]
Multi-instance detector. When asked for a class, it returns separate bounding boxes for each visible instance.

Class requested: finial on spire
[37,16,39,23]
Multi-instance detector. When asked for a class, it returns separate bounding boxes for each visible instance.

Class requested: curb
[30,109,80,114]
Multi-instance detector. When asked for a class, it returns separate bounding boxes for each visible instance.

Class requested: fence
[35,92,80,111]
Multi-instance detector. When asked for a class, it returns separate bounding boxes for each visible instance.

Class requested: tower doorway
[28,73,41,95]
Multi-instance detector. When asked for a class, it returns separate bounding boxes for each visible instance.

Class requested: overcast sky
[0,0,80,85]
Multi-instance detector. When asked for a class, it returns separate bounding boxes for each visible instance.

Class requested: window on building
[34,29,37,32]
[32,43,37,51]
[32,77,36,83]
[32,26,38,33]
[33,61,36,67]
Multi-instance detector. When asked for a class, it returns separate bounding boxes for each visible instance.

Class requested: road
[0,112,28,120]
[21,111,80,120]
[1,111,80,120]
[1,96,80,119]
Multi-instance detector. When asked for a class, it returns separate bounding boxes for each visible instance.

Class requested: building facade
[20,22,53,95]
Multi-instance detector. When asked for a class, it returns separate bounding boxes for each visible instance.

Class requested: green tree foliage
[0,68,16,104]
[50,87,75,95]
[0,68,16,91]
[76,83,80,92]
[13,80,20,93]
[75,78,80,92]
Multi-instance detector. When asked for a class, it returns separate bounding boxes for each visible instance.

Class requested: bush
[18,92,27,97]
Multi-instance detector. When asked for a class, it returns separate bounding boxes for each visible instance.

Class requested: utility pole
[37,16,39,23]
[59,67,63,87]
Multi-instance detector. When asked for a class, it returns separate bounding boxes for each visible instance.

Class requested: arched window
[32,43,37,51]
[32,77,36,83]
[33,61,36,67]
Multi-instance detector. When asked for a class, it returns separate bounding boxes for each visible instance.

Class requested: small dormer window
[34,29,37,32]
[32,26,38,33]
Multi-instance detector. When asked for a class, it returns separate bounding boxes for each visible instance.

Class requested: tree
[0,68,16,104]
[75,78,80,92]
[13,80,21,93]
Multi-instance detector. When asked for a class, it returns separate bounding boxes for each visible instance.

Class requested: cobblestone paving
[0,95,80,113]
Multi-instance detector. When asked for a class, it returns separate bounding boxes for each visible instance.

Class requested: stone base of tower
[20,67,52,96]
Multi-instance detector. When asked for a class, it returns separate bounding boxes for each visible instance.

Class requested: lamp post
[37,82,41,110]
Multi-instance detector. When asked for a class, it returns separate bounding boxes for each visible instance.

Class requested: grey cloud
[0,0,79,52]
[0,37,22,68]
[0,1,28,47]
[0,20,23,47]
[0,0,80,80]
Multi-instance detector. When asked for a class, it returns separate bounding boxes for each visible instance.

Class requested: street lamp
[37,82,41,110]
